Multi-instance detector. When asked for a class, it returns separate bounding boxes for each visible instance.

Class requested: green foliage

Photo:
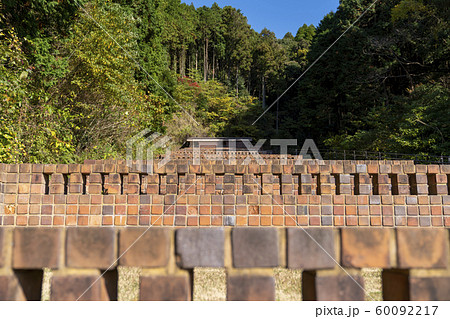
[1,0,448,163]
[173,73,259,138]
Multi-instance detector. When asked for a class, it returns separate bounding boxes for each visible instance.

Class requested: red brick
[341,228,391,268]
[303,272,365,301]
[0,275,25,301]
[227,276,275,301]
[140,275,190,301]
[397,229,448,269]
[287,228,335,270]
[51,274,114,301]
[13,228,62,269]
[119,228,170,267]
[66,228,117,268]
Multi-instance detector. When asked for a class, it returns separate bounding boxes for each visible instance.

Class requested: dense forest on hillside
[0,0,448,163]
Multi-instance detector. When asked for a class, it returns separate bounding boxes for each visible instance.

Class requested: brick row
[1,227,450,300]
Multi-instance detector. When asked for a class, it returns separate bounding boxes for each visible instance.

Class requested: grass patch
[39,267,383,301]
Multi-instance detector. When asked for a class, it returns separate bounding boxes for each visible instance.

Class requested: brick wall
[1,227,449,300]
[1,160,449,227]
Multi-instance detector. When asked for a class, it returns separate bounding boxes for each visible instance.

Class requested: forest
[0,0,448,163]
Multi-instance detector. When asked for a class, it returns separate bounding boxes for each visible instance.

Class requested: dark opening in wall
[352,174,360,195]
[370,174,379,195]
[332,174,340,195]
[159,174,167,195]
[312,174,321,195]
[427,174,437,195]
[297,174,302,195]
[408,174,418,195]
[82,174,88,195]
[43,174,50,195]
[63,174,69,195]
[101,269,118,301]
[389,174,399,195]
[448,175,450,195]
[120,174,124,195]
[100,173,107,195]
[140,174,147,195]
[14,270,44,301]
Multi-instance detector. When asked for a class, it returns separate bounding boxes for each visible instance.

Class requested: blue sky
[182,0,340,38]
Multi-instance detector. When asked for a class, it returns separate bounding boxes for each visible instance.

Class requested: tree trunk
[180,47,186,76]
[204,38,209,82]
[236,66,239,96]
[212,50,215,80]
[262,75,266,109]
[172,49,178,73]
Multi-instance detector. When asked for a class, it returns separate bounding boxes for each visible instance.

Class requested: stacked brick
[1,227,450,300]
[0,160,449,227]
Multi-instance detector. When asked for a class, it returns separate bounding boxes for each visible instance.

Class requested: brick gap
[159,174,167,195]
[14,269,44,301]
[408,174,418,195]
[63,174,69,195]
[370,174,379,195]
[100,173,108,195]
[332,174,340,195]
[43,173,50,195]
[312,174,321,195]
[82,173,88,195]
[447,174,450,195]
[352,173,360,195]
[140,173,147,195]
[102,269,118,301]
[389,174,399,195]
[426,174,437,195]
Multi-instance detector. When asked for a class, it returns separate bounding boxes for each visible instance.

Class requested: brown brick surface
[176,228,224,268]
[0,275,25,301]
[227,275,275,301]
[397,228,448,268]
[51,275,112,301]
[13,228,62,269]
[66,227,117,268]
[341,228,391,268]
[410,277,450,301]
[232,228,279,268]
[287,228,335,269]
[118,228,170,267]
[303,272,365,301]
[0,229,4,267]
[140,275,190,301]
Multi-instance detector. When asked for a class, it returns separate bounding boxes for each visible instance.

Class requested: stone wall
[0,160,449,227]
[0,227,449,300]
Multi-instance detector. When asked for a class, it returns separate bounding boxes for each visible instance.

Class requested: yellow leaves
[391,0,427,22]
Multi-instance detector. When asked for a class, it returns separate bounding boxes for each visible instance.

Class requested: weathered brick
[13,228,62,269]
[66,228,117,268]
[397,228,448,268]
[232,228,279,268]
[410,277,450,301]
[287,228,335,269]
[140,275,190,301]
[341,228,391,268]
[0,275,25,301]
[227,275,275,301]
[176,228,224,268]
[0,229,4,267]
[303,272,365,301]
[51,274,114,301]
[119,228,170,267]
